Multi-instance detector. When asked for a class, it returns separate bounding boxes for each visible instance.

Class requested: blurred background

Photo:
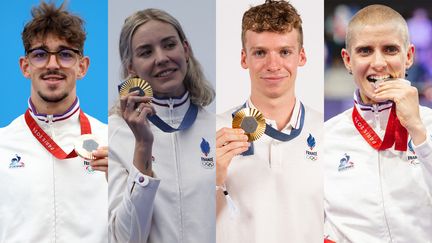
[325,0,432,120]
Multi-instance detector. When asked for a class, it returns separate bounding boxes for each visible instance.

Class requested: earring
[405,70,408,78]
[348,69,352,75]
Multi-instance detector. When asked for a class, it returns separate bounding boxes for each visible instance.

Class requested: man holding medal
[324,5,432,242]
[216,0,323,242]
[0,2,108,242]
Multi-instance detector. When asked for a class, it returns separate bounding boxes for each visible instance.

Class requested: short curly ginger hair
[241,0,303,48]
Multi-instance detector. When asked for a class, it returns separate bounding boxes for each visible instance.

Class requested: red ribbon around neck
[25,109,92,159]
[352,104,408,151]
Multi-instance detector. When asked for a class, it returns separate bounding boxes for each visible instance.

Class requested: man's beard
[38,91,68,103]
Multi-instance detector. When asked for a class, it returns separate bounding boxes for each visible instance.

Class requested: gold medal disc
[232,108,266,142]
[118,77,153,98]
[74,134,102,160]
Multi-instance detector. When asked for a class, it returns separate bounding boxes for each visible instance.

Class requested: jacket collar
[28,98,80,123]
[353,89,392,130]
[151,91,190,121]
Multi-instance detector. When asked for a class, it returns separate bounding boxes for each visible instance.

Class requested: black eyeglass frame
[25,47,82,68]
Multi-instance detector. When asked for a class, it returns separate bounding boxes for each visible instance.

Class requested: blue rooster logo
[9,154,25,168]
[10,155,21,166]
[200,138,210,156]
[338,153,355,171]
[307,134,316,150]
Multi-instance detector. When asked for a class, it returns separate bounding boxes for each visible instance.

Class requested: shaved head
[345,4,410,52]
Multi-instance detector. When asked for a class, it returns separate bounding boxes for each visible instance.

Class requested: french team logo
[83,160,95,173]
[200,138,214,169]
[9,154,25,168]
[407,139,419,165]
[305,134,318,161]
[338,153,354,172]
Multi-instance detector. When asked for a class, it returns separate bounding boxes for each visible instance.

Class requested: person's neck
[358,91,376,106]
[31,96,76,115]
[250,93,296,131]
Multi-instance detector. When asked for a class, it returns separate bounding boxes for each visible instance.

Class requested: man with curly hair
[0,2,107,242]
[216,0,323,242]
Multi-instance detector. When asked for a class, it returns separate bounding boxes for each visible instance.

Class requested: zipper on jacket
[169,98,184,242]
[168,98,174,125]
[377,152,393,242]
[47,115,57,242]
[372,104,380,129]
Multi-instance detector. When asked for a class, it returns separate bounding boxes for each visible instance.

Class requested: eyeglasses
[26,48,82,68]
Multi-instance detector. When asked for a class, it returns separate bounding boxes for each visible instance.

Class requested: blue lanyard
[148,103,198,133]
[232,102,305,156]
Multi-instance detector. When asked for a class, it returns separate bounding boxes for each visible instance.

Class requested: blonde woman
[108,9,215,243]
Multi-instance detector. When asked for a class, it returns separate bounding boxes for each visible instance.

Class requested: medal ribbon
[25,109,92,159]
[233,102,305,156]
[147,103,198,133]
[352,104,407,151]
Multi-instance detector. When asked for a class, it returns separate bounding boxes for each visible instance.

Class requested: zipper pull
[47,114,54,125]
[168,98,174,124]
[372,104,379,129]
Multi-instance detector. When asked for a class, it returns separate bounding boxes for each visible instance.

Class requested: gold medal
[74,134,102,160]
[232,108,266,142]
[118,77,153,98]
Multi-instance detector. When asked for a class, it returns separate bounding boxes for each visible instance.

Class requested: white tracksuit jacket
[108,93,215,243]
[0,99,108,243]
[216,99,324,243]
[324,92,432,243]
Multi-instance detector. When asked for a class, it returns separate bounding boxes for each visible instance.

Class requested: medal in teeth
[369,75,391,88]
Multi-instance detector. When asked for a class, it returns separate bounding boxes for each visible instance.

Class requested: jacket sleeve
[413,108,432,193]
[108,124,160,243]
[414,132,432,192]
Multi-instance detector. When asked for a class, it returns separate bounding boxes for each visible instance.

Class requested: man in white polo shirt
[216,1,323,242]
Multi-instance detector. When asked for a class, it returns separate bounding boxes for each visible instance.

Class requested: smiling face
[20,34,89,111]
[128,20,189,98]
[241,29,306,101]
[342,23,414,104]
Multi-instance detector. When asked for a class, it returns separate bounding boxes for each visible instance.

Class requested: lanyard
[352,104,407,151]
[25,109,92,159]
[147,103,198,133]
[233,102,305,156]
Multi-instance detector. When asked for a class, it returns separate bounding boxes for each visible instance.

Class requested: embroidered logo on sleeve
[305,134,318,161]
[9,154,25,168]
[200,138,214,169]
[83,160,95,173]
[407,139,419,165]
[338,153,354,171]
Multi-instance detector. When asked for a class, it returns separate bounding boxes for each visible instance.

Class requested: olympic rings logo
[306,155,318,161]
[201,161,215,169]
